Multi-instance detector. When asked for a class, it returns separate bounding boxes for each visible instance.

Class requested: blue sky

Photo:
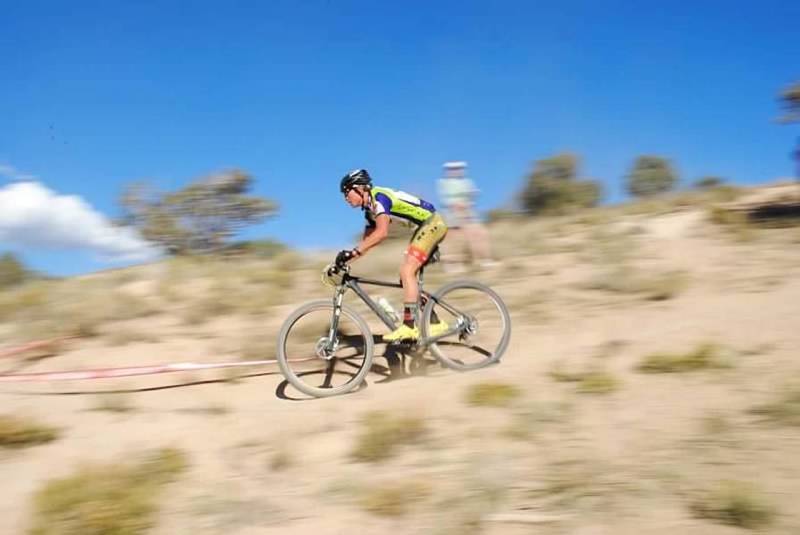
[2,0,798,276]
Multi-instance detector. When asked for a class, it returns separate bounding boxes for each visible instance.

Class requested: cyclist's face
[344,187,364,207]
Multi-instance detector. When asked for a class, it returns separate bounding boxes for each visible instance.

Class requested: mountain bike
[276,249,511,397]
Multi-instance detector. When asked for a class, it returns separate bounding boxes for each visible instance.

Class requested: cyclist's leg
[384,215,447,341]
[407,214,448,327]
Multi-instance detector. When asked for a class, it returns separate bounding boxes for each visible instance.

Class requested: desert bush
[750,385,800,426]
[576,371,620,394]
[0,415,60,449]
[626,155,678,198]
[29,448,188,535]
[359,479,431,517]
[351,411,427,463]
[708,206,756,242]
[690,481,775,529]
[549,365,620,395]
[0,252,28,288]
[519,153,603,216]
[465,382,522,407]
[636,343,730,373]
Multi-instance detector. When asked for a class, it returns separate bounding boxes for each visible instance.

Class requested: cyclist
[336,168,448,342]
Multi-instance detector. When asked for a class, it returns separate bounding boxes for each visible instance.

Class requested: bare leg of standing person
[444,226,466,272]
[464,222,497,268]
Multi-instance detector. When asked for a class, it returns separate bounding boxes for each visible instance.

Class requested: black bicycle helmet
[340,168,372,193]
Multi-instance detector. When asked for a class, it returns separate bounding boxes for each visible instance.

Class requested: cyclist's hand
[335,249,357,268]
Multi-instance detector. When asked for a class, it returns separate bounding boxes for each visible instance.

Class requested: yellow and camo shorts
[406,213,448,264]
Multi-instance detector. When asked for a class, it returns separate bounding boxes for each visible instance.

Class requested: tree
[119,170,278,255]
[626,156,678,198]
[519,153,603,215]
[0,252,28,288]
[778,82,800,123]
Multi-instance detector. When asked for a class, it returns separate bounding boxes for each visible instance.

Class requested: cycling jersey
[365,186,437,228]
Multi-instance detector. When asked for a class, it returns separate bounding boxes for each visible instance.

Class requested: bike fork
[326,287,346,349]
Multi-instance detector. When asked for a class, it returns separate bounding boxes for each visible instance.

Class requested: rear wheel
[277,300,374,397]
[421,281,511,371]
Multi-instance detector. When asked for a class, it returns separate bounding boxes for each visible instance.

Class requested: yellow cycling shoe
[383,324,419,342]
[428,321,451,337]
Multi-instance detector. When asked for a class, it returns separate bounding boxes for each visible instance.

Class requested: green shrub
[0,415,60,449]
[576,371,620,394]
[519,153,603,216]
[465,382,522,407]
[550,365,619,395]
[636,344,730,373]
[750,386,800,426]
[626,155,678,198]
[351,411,427,463]
[0,252,28,288]
[360,480,431,517]
[29,448,188,535]
[690,481,775,529]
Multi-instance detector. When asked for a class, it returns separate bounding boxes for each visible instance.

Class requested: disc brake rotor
[314,337,337,360]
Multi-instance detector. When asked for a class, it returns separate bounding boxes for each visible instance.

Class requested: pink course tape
[0,359,277,383]
[0,337,77,359]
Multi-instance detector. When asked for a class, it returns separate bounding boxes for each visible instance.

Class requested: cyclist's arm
[355,214,389,256]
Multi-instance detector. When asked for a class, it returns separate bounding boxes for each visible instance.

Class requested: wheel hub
[465,316,479,335]
[314,337,337,360]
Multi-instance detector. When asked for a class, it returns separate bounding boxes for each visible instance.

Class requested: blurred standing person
[437,161,496,270]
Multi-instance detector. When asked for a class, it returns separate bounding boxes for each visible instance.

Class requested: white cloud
[0,181,162,262]
[0,163,37,182]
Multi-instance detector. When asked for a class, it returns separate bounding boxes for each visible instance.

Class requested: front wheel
[277,300,374,397]
[421,280,511,371]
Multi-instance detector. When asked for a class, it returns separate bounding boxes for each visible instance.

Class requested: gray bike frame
[326,269,465,347]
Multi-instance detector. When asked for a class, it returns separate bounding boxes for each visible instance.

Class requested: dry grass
[0,415,60,449]
[90,394,137,414]
[107,329,160,346]
[0,281,52,322]
[636,343,731,373]
[28,448,188,535]
[549,365,620,395]
[465,382,522,407]
[750,385,800,426]
[708,206,757,242]
[504,400,573,440]
[576,371,620,394]
[268,448,294,471]
[690,480,775,529]
[584,268,688,301]
[359,479,431,517]
[351,411,427,463]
